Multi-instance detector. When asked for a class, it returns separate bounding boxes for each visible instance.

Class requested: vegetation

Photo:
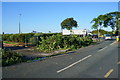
[3,41,18,44]
[3,11,119,66]
[2,33,34,43]
[91,29,113,35]
[91,11,120,36]
[2,33,61,46]
[1,33,93,66]
[105,12,120,31]
[91,15,111,36]
[2,49,27,66]
[36,34,93,52]
[105,12,120,35]
[61,18,78,30]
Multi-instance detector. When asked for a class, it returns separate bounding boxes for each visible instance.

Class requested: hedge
[2,33,61,44]
[37,34,93,52]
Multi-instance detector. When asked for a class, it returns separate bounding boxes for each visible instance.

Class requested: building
[62,29,91,36]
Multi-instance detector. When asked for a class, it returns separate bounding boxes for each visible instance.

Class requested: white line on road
[97,46,108,52]
[110,42,115,45]
[57,55,92,73]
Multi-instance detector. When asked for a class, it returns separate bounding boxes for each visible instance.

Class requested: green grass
[3,41,18,44]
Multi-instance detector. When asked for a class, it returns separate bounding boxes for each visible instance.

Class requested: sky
[2,2,118,34]
[2,0,120,2]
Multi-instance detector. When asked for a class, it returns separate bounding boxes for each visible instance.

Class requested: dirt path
[4,45,69,59]
[14,47,69,58]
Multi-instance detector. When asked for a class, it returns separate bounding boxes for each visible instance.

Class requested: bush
[29,37,38,45]
[1,49,26,66]
[37,34,63,52]
[37,34,93,52]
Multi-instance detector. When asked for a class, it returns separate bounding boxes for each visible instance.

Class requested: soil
[4,43,69,59]
[13,48,69,58]
[3,42,25,47]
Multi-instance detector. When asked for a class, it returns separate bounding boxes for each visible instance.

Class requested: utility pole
[19,14,22,34]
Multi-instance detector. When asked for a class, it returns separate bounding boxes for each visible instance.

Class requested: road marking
[104,69,113,78]
[117,61,120,64]
[57,55,92,73]
[110,42,115,45]
[98,46,108,52]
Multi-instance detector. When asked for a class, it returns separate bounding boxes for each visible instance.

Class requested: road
[2,40,119,78]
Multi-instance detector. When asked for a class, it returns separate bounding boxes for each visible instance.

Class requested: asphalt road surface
[2,40,119,78]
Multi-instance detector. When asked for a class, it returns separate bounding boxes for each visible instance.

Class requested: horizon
[2,2,118,34]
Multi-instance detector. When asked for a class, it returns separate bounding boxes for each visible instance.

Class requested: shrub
[29,37,38,45]
[2,49,26,66]
[37,34,63,52]
[37,34,93,52]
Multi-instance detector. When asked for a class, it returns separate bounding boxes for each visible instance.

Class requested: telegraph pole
[19,14,22,34]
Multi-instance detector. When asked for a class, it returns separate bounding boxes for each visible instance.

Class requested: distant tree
[91,29,112,35]
[99,29,107,35]
[49,31,51,33]
[91,29,106,35]
[91,30,98,35]
[61,18,78,30]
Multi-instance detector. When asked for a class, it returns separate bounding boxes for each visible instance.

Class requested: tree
[104,12,120,35]
[91,15,107,36]
[61,18,78,30]
[91,12,120,36]
[105,12,120,30]
[49,31,51,33]
[91,29,112,35]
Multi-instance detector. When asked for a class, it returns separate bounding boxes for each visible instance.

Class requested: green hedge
[2,33,61,44]
[2,33,35,43]
[37,34,93,52]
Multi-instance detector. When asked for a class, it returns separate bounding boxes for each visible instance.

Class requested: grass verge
[3,41,18,45]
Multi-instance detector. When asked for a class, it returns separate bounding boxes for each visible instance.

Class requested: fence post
[1,39,3,49]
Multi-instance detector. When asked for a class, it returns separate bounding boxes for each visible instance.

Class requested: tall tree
[91,15,107,36]
[61,18,78,30]
[102,12,120,35]
[91,11,120,36]
[105,12,120,31]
